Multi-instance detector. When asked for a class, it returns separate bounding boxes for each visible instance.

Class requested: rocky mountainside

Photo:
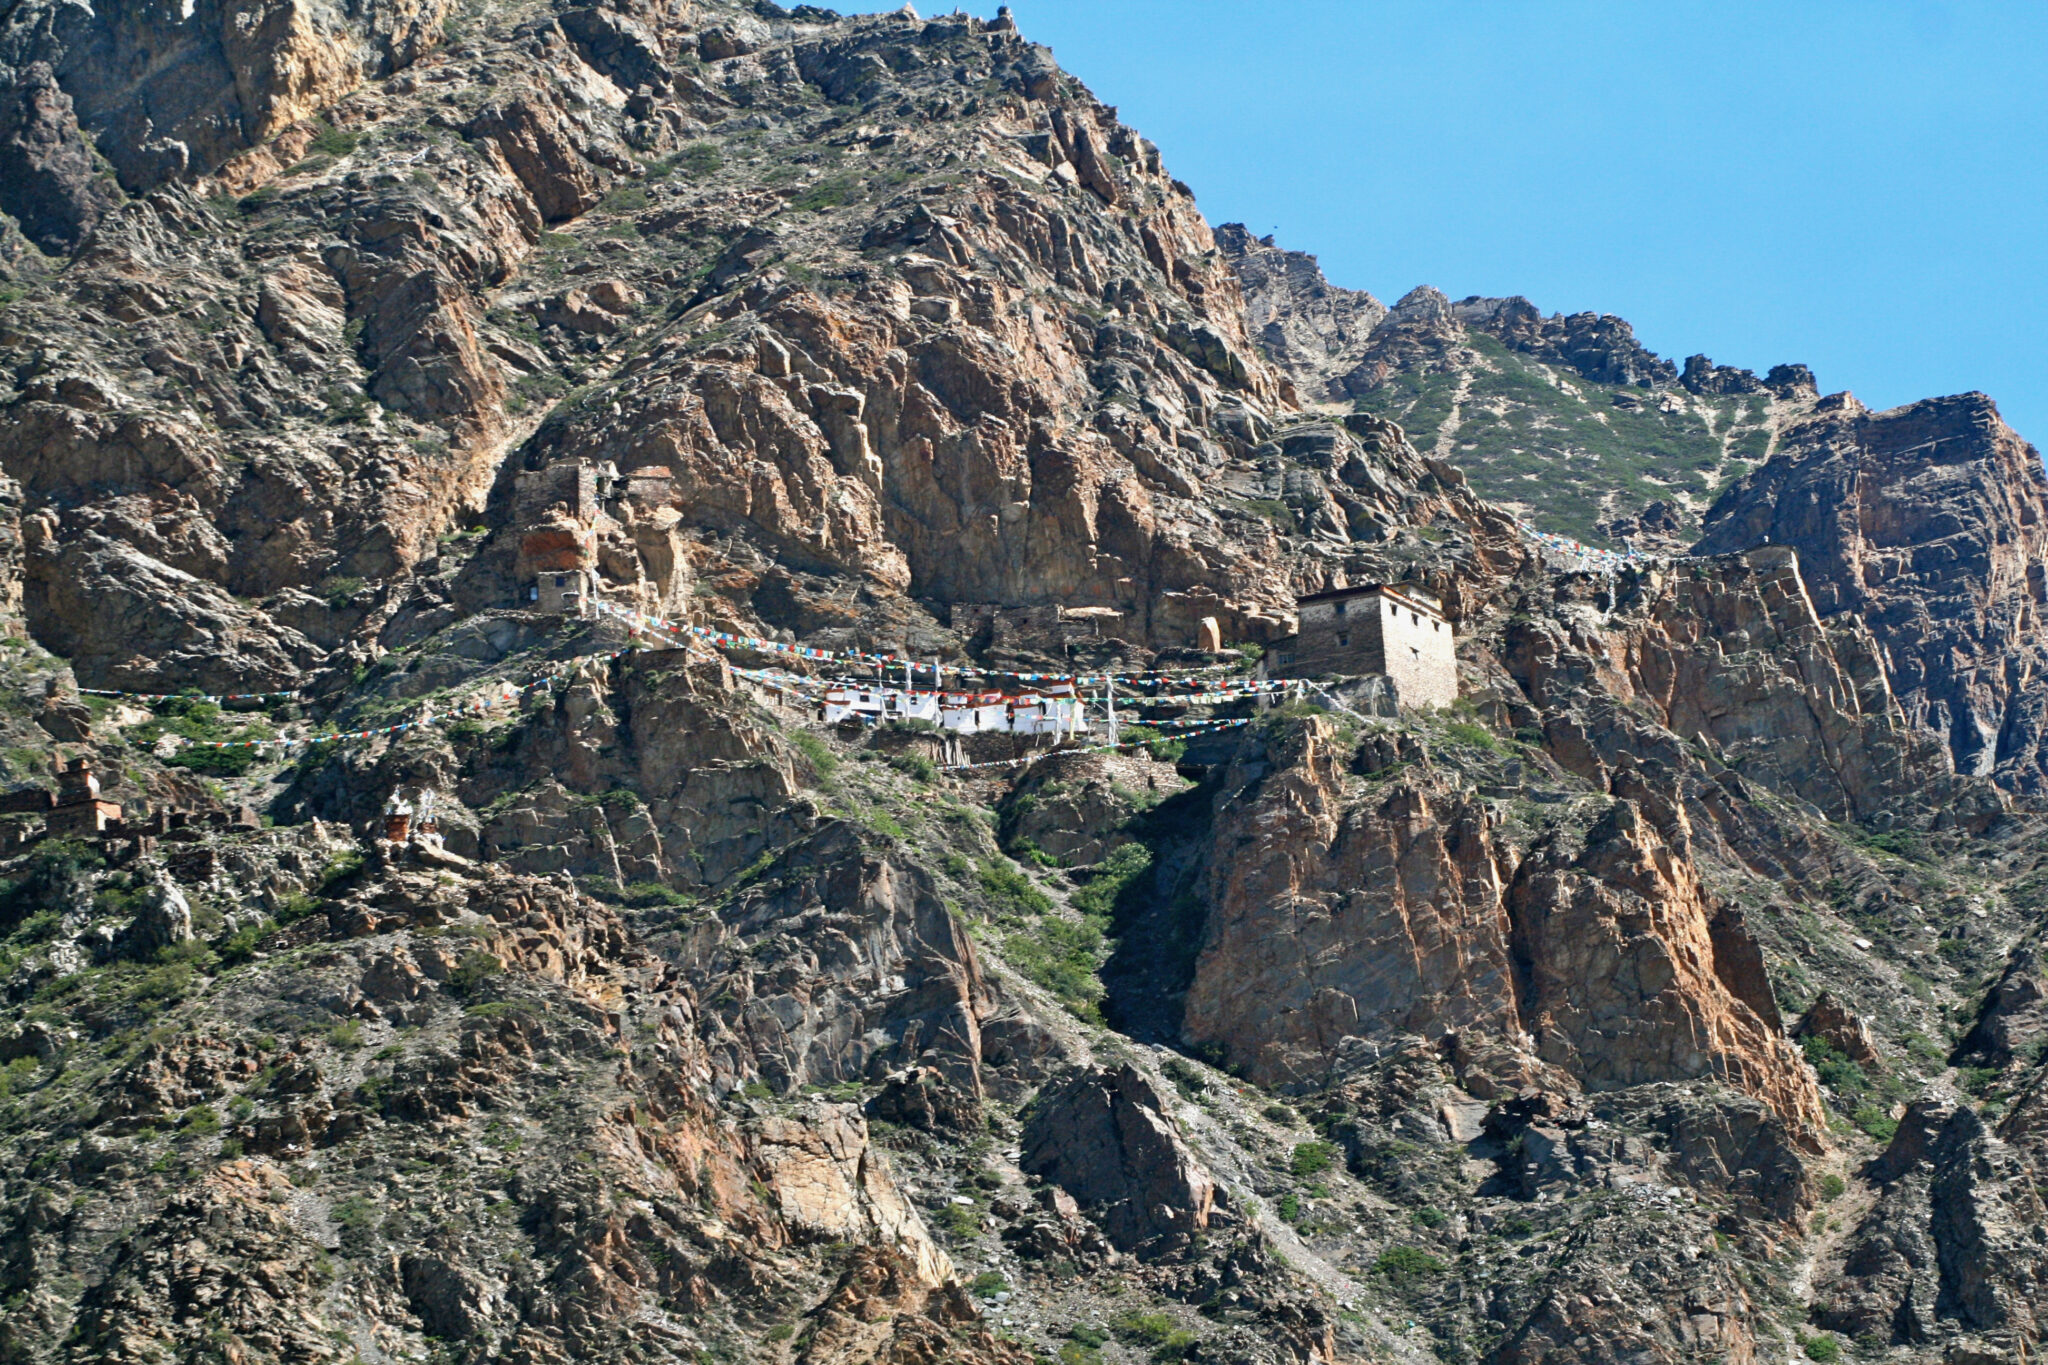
[0,3,2043,1364]
[1219,228,1823,549]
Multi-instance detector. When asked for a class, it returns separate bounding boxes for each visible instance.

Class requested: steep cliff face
[1213,224,1386,405]
[0,0,451,244]
[1183,714,1826,1142]
[0,0,1542,694]
[1696,392,2048,793]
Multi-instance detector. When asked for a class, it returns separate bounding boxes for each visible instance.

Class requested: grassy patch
[307,121,362,158]
[788,730,837,776]
[790,174,860,212]
[978,859,1052,916]
[1440,720,1500,752]
[1372,1244,1444,1284]
[1289,1140,1337,1179]
[1350,335,1766,544]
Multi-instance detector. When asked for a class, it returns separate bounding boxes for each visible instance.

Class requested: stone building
[1269,583,1457,709]
[515,460,612,615]
[512,458,689,617]
[530,568,595,616]
[48,754,121,836]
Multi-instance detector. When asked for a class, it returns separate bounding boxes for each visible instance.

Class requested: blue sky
[901,2,2048,448]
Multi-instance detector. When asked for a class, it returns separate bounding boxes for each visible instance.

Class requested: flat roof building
[1269,583,1457,710]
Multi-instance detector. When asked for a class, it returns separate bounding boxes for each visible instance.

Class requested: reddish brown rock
[1184,716,1826,1142]
[1795,990,1882,1066]
[1183,719,1523,1090]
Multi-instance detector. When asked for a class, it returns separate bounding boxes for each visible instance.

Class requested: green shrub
[1010,838,1058,868]
[599,184,649,214]
[1798,1330,1842,1362]
[1818,1173,1846,1200]
[11,910,60,945]
[1289,1141,1337,1180]
[446,950,501,996]
[789,730,837,776]
[1413,1206,1447,1228]
[132,961,197,1004]
[617,881,696,909]
[1802,1035,1870,1098]
[1112,1313,1177,1346]
[316,850,365,891]
[1070,843,1150,918]
[1373,1245,1444,1283]
[967,1271,1008,1297]
[1002,919,1106,1021]
[1161,1058,1207,1097]
[1441,721,1500,752]
[180,1104,221,1136]
[0,1056,41,1099]
[791,174,859,212]
[332,1196,377,1235]
[307,121,361,157]
[1851,1106,1899,1142]
[169,745,257,777]
[1957,1066,2001,1097]
[1276,1192,1300,1221]
[978,859,1052,916]
[887,752,936,783]
[677,142,722,175]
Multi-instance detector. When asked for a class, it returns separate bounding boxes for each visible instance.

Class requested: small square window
[1335,600,1348,617]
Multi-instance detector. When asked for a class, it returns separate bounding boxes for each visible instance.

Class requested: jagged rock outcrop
[1448,295,1680,389]
[1816,1093,2048,1352]
[0,0,449,208]
[0,62,123,253]
[1182,720,1525,1090]
[1020,1062,1215,1255]
[67,1159,348,1362]
[1955,938,2046,1067]
[1182,716,1827,1139]
[797,1246,1034,1365]
[1797,990,1882,1066]
[1214,223,1387,403]
[1504,546,1976,825]
[1697,392,2048,792]
[1508,799,1825,1138]
[679,822,999,1099]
